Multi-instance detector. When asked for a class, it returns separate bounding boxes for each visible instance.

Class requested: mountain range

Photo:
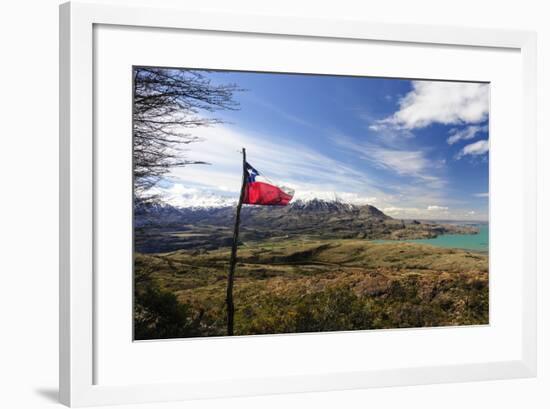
[135,198,389,228]
[134,198,477,253]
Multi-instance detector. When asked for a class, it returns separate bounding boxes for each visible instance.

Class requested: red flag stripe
[243,181,293,206]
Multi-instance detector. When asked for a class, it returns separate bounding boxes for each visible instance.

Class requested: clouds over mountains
[146,73,488,220]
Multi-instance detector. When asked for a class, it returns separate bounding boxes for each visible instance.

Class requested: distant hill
[134,198,477,253]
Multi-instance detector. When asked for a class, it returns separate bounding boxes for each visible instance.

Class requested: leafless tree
[133,67,240,198]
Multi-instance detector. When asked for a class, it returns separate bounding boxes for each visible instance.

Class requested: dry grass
[134,239,488,338]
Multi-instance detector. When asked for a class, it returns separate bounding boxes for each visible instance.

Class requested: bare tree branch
[133,67,241,197]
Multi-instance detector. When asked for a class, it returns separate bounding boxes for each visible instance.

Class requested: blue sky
[151,70,489,221]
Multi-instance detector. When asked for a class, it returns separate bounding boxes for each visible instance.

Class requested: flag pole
[226,147,247,335]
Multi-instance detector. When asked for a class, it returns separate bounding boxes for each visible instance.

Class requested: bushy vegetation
[134,284,203,340]
[134,239,489,339]
[241,286,373,334]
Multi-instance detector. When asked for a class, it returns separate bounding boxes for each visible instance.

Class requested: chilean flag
[243,162,294,206]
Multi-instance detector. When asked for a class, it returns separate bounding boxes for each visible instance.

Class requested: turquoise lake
[377,223,488,252]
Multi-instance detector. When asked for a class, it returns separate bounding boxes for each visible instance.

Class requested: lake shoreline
[372,223,489,252]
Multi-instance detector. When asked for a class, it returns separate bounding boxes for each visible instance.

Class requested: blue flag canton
[245,162,260,183]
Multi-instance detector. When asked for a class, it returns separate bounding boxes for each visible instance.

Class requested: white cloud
[161,184,198,195]
[456,139,489,159]
[152,125,390,207]
[382,206,444,219]
[447,125,488,145]
[474,192,489,198]
[332,136,446,189]
[427,205,449,211]
[147,183,236,208]
[145,124,484,220]
[382,204,485,220]
[293,190,377,205]
[373,81,489,130]
[365,147,429,175]
[382,206,415,214]
[154,125,448,213]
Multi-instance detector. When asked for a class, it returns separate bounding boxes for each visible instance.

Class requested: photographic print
[133,67,489,340]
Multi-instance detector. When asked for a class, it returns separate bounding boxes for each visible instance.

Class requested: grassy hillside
[134,238,488,339]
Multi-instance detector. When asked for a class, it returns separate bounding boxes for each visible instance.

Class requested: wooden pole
[226,147,247,335]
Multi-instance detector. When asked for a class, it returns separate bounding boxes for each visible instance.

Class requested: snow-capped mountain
[134,196,389,228]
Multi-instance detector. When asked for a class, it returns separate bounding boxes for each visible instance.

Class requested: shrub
[293,286,372,332]
[134,284,202,340]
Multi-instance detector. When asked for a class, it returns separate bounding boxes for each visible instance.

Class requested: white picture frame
[59,1,537,407]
